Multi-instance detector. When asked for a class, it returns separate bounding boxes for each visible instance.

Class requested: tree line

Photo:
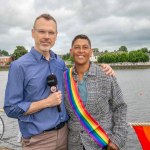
[97,51,149,63]
[0,46,28,60]
[1,45,150,63]
[97,47,149,63]
[62,46,150,63]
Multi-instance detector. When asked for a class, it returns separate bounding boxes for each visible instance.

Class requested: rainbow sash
[64,68,109,148]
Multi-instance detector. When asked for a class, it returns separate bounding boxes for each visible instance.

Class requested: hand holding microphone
[47,74,61,112]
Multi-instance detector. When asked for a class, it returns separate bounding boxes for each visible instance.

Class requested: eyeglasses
[34,28,56,36]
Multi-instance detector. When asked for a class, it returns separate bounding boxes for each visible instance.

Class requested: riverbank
[0,66,9,71]
[109,62,150,69]
[1,62,150,71]
[0,147,13,150]
[67,62,150,69]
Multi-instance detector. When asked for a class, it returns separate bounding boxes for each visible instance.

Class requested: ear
[70,48,73,57]
[31,29,34,39]
[90,48,93,57]
[55,31,58,40]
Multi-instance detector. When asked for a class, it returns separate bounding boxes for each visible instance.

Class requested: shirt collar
[30,47,57,62]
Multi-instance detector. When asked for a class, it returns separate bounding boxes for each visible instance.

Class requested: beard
[39,43,51,52]
[34,40,55,53]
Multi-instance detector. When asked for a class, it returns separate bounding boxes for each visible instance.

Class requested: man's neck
[34,47,50,61]
[75,63,90,81]
[42,51,50,61]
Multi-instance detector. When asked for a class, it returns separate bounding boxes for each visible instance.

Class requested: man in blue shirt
[4,14,114,150]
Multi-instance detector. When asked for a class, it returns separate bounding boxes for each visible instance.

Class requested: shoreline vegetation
[1,62,150,71]
[0,65,9,71]
[66,61,150,69]
[106,62,150,69]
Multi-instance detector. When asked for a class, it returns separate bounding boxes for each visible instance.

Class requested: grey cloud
[0,0,150,54]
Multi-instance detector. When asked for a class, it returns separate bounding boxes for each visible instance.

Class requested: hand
[101,64,115,76]
[45,91,62,107]
[106,142,119,150]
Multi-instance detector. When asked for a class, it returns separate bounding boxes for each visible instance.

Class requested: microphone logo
[51,86,57,93]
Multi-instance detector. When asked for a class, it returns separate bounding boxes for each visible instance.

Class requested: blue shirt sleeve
[4,62,31,119]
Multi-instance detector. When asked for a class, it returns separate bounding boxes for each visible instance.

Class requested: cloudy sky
[0,0,150,54]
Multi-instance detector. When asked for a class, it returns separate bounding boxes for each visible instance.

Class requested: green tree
[118,46,128,52]
[98,52,117,63]
[62,53,70,60]
[0,49,9,56]
[98,50,149,63]
[12,46,28,60]
[137,47,148,53]
[129,51,149,62]
[93,48,99,52]
[117,52,128,62]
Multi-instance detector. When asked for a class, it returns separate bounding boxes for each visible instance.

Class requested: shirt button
[60,117,63,120]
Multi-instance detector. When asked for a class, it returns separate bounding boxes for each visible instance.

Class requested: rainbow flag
[64,68,109,148]
[130,123,150,150]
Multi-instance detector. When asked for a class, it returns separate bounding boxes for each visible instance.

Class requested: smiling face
[32,17,57,54]
[70,38,92,67]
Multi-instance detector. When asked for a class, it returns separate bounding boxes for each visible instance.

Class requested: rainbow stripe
[64,68,109,148]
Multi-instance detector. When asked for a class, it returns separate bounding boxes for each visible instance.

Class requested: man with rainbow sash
[64,34,128,150]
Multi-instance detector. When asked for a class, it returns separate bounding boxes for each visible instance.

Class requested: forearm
[24,98,49,115]
[4,100,47,118]
[25,91,62,115]
[4,97,53,120]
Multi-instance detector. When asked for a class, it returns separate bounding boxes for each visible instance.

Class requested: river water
[0,69,150,149]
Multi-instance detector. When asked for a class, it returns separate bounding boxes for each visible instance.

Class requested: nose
[41,31,50,38]
[79,48,84,52]
[44,32,50,38]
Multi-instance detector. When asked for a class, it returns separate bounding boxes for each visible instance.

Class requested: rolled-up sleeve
[4,62,31,119]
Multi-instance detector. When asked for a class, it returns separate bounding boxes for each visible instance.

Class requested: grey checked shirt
[64,62,128,150]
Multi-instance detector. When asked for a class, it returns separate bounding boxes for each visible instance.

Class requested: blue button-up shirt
[4,47,69,138]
